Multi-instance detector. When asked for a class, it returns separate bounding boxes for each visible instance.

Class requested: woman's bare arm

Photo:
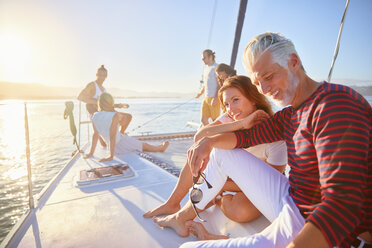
[118,113,132,134]
[84,123,99,158]
[194,120,222,142]
[194,110,269,143]
[77,82,97,105]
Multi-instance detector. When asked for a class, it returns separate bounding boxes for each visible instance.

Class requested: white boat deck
[145,138,194,169]
[3,137,271,248]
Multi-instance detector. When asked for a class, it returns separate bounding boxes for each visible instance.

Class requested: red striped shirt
[234,82,371,248]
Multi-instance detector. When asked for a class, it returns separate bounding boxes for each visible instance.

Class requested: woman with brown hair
[84,93,169,162]
[146,76,287,238]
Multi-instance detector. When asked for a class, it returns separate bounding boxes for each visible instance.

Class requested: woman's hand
[240,110,269,129]
[84,153,93,159]
[187,137,214,177]
[116,103,129,109]
[99,156,114,162]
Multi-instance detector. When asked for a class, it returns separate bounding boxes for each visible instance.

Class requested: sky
[0,0,371,94]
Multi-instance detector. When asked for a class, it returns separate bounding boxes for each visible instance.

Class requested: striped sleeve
[234,107,290,148]
[306,92,370,247]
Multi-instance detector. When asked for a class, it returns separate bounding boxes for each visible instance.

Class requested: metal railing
[23,103,34,210]
[20,101,90,210]
[78,101,91,150]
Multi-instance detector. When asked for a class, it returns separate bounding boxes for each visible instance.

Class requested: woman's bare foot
[158,140,169,152]
[153,213,189,237]
[186,220,228,240]
[143,202,181,218]
[185,221,210,240]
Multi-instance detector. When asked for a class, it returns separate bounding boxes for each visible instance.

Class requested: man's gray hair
[242,32,303,73]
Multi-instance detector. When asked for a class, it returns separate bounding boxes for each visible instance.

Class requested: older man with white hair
[177,32,371,248]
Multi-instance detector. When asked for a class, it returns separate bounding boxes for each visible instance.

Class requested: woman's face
[216,71,230,82]
[96,70,107,82]
[222,87,256,120]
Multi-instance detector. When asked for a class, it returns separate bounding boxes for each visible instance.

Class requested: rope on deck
[133,131,196,141]
[138,152,181,177]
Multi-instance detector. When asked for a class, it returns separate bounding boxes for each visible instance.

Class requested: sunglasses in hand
[190,172,213,222]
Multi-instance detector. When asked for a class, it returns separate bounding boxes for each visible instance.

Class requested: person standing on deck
[77,65,128,147]
[158,32,371,248]
[196,50,220,126]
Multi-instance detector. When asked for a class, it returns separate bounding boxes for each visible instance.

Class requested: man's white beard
[272,70,299,108]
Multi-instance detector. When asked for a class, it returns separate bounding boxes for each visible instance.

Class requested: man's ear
[288,53,301,71]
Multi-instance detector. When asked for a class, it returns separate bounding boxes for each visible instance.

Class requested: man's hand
[195,92,203,99]
[99,156,114,162]
[187,137,214,177]
[211,97,218,106]
[240,110,269,129]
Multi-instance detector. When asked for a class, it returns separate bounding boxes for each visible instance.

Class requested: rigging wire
[129,97,196,133]
[327,0,350,83]
[206,0,218,48]
[200,0,218,89]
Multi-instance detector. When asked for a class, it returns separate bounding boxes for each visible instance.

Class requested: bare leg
[99,136,107,147]
[222,178,241,192]
[186,220,228,240]
[216,192,262,223]
[153,201,197,237]
[142,140,169,152]
[144,162,193,218]
[201,116,209,126]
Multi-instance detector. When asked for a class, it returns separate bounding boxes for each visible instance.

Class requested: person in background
[196,50,220,126]
[215,63,237,87]
[84,93,169,162]
[77,65,129,147]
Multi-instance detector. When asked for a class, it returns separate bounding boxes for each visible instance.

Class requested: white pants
[180,149,305,248]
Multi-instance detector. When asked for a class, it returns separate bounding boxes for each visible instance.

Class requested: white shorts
[115,134,143,154]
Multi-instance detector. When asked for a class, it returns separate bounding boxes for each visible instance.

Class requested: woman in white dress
[84,92,169,162]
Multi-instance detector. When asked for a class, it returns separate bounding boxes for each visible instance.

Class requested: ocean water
[1,95,371,243]
[0,97,201,243]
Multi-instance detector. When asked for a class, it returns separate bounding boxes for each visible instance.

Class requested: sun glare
[0,103,27,180]
[0,33,33,82]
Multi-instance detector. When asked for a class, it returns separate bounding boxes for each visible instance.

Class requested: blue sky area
[0,0,371,93]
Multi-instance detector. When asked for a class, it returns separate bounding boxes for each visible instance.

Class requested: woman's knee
[220,194,261,223]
